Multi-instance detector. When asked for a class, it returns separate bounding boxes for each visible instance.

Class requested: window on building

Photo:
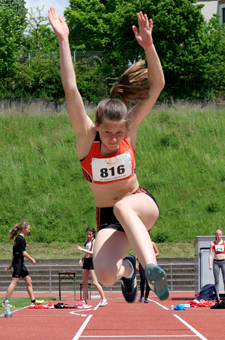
[223,8,225,23]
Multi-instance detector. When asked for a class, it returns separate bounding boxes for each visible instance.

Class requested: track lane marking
[174,314,208,340]
[79,336,197,338]
[72,315,93,340]
[148,298,169,310]
[149,299,207,340]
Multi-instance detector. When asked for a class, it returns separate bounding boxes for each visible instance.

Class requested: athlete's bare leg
[23,275,35,301]
[89,269,106,300]
[5,277,20,299]
[113,193,159,268]
[93,229,130,286]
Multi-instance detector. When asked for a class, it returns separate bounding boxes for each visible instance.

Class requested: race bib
[215,244,224,253]
[92,152,132,182]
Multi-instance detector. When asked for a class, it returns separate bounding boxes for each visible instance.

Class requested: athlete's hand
[132,12,153,49]
[77,246,83,252]
[48,7,69,40]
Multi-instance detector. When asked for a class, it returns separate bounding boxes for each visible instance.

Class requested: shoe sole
[145,264,169,301]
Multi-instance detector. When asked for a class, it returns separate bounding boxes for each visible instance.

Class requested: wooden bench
[58,272,76,300]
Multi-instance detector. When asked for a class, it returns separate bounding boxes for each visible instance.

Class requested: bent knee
[94,266,117,286]
[113,200,129,219]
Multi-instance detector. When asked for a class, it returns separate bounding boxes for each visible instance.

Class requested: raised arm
[48,8,95,158]
[129,12,165,137]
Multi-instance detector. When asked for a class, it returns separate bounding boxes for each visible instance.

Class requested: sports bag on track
[196,284,218,301]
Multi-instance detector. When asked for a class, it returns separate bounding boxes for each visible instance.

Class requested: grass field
[0,296,58,314]
[0,105,224,254]
[0,240,195,260]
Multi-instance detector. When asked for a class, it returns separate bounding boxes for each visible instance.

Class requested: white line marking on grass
[174,314,208,340]
[72,315,93,340]
[148,299,169,310]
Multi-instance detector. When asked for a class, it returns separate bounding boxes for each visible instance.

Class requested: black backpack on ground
[196,283,218,301]
[210,299,225,309]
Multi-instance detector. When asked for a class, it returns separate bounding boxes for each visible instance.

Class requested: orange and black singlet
[80,132,136,184]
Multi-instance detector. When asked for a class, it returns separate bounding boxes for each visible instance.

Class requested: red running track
[0,291,223,340]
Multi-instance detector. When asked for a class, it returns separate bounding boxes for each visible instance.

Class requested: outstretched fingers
[48,7,69,39]
[133,11,153,48]
[137,12,148,28]
[48,7,58,23]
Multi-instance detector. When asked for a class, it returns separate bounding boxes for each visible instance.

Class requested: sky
[25,0,70,17]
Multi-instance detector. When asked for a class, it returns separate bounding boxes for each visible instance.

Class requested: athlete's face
[215,230,223,242]
[86,231,94,241]
[24,225,30,235]
[95,119,127,153]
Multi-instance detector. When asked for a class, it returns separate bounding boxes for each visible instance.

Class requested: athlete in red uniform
[209,229,225,300]
[49,8,169,302]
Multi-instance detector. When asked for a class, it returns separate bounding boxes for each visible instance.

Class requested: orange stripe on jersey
[134,187,147,194]
[96,207,101,231]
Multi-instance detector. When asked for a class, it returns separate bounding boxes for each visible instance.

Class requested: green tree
[203,15,225,99]
[0,6,26,78]
[65,0,211,99]
[23,6,58,54]
[64,0,117,51]
[111,0,209,99]
[6,6,63,100]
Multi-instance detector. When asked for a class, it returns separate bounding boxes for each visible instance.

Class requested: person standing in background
[136,241,160,303]
[77,227,108,308]
[209,229,225,301]
[3,222,36,307]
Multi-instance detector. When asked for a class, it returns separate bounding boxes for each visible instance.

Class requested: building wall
[196,0,225,24]
[218,0,225,23]
[197,1,218,21]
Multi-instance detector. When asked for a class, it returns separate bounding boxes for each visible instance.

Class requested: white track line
[149,299,207,340]
[174,315,208,340]
[72,315,93,340]
[148,298,169,310]
[79,336,197,338]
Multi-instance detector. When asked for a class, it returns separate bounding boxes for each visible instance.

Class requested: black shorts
[12,258,29,278]
[96,187,159,232]
[83,258,94,270]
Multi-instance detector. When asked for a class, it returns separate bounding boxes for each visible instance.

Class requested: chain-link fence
[18,51,105,67]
